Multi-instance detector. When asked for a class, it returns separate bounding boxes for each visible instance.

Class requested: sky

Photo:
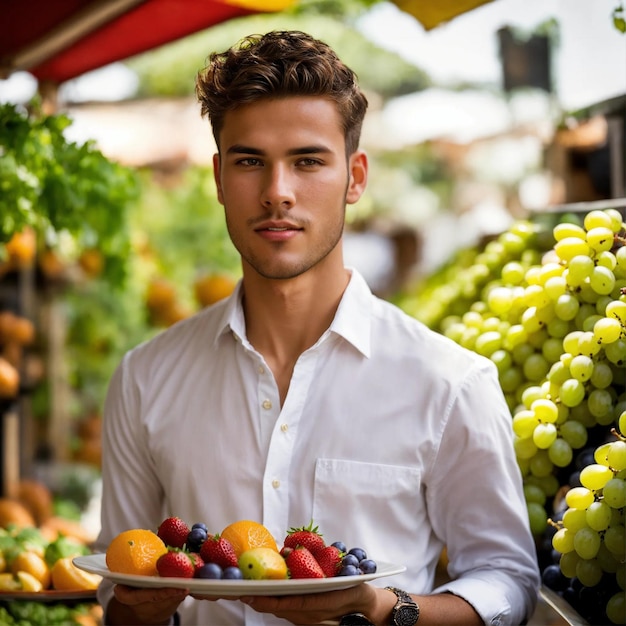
[357,0,626,111]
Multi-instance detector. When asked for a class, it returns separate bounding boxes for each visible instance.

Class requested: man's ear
[346,150,368,205]
[213,153,224,204]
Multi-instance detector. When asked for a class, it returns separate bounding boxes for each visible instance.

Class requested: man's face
[213,96,367,281]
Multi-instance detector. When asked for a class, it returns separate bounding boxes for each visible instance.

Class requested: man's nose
[261,164,295,209]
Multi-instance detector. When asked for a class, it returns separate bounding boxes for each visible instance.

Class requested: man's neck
[243,266,350,358]
[241,266,350,404]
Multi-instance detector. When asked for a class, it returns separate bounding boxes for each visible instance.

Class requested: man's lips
[254,220,302,232]
[255,221,302,241]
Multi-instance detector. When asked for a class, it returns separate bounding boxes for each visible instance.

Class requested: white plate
[73,554,406,596]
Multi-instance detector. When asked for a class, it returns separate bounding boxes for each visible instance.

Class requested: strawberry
[315,545,343,578]
[284,520,325,555]
[200,534,239,569]
[189,552,205,575]
[157,517,190,549]
[285,546,325,579]
[156,549,195,578]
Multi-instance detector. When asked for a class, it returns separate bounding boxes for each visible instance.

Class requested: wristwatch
[385,587,420,626]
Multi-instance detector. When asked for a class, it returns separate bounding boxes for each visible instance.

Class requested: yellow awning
[390,0,495,30]
[221,0,296,11]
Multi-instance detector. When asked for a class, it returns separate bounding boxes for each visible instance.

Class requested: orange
[105,529,167,577]
[78,248,104,278]
[0,357,19,398]
[5,228,36,267]
[194,273,236,308]
[220,520,278,558]
[51,557,102,591]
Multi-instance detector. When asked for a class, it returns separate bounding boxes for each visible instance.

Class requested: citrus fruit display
[105,529,167,577]
[396,207,626,625]
[0,523,94,593]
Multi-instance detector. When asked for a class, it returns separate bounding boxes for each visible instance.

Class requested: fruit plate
[0,589,97,602]
[73,554,406,596]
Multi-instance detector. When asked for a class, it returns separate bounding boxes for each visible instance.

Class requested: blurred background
[0,1,624,623]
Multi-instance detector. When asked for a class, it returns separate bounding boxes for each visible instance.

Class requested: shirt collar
[215,269,372,358]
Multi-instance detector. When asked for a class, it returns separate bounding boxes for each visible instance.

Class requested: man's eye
[298,158,321,167]
[237,158,262,166]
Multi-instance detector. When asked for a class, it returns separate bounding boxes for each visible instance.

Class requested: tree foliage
[0,102,138,282]
[125,12,430,100]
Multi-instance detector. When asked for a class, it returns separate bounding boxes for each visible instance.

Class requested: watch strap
[385,586,420,626]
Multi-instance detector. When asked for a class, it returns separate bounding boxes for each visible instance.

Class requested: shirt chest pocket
[312,458,424,566]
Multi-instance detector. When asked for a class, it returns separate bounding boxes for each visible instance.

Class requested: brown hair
[196,30,368,155]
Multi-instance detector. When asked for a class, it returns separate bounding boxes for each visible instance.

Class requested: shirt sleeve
[426,358,541,626]
[95,351,167,615]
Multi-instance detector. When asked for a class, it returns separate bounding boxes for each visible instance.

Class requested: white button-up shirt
[96,269,540,625]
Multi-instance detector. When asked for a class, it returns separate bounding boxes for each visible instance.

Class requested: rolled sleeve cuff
[433,575,536,626]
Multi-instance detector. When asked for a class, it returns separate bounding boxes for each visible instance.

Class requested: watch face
[395,604,420,626]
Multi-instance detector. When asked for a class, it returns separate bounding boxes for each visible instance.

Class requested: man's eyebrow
[225,144,332,156]
[225,145,263,155]
[287,145,333,156]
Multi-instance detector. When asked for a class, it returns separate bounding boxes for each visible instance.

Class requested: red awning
[1,0,291,83]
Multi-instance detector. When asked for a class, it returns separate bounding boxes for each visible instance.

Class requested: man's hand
[195,583,391,625]
[106,584,188,625]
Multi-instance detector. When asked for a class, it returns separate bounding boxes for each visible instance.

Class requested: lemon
[11,550,51,588]
[51,557,102,591]
[238,547,288,580]
[0,573,20,591]
[16,570,43,592]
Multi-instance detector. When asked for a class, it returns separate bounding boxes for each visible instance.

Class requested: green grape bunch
[548,410,626,625]
[398,207,625,624]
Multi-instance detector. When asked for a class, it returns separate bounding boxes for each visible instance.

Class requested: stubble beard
[228,211,345,281]
[226,185,350,281]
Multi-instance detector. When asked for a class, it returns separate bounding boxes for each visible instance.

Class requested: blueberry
[187,527,208,552]
[338,564,360,577]
[223,566,244,580]
[342,554,360,568]
[348,547,367,562]
[331,541,347,553]
[192,522,208,532]
[359,559,377,574]
[196,563,223,579]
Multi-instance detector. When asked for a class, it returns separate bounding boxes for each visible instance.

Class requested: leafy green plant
[0,102,138,284]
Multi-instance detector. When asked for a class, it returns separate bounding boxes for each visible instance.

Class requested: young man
[96,30,540,625]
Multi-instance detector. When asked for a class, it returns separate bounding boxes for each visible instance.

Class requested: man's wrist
[385,587,420,626]
[339,584,399,626]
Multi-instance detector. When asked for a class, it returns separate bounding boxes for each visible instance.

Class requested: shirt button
[262,399,272,410]
[280,423,288,432]
[272,479,280,489]
[258,365,265,374]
